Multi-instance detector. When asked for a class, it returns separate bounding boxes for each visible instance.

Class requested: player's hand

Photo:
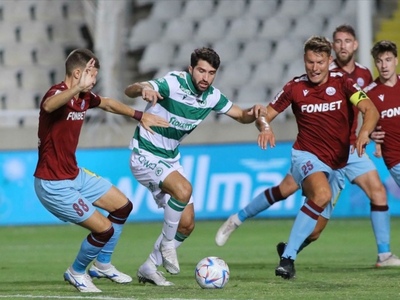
[142,87,163,106]
[140,112,169,134]
[257,127,275,150]
[370,126,385,144]
[78,58,97,91]
[248,104,267,119]
[352,130,370,157]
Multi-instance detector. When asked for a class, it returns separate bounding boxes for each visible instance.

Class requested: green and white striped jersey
[130,71,233,163]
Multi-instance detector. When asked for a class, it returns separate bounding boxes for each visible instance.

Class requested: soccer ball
[195,256,230,289]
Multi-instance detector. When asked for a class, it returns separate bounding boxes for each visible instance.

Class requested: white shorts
[129,150,194,208]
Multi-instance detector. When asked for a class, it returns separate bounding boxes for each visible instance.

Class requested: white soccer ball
[195,256,230,289]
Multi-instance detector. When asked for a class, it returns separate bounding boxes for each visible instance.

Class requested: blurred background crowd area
[0,0,399,149]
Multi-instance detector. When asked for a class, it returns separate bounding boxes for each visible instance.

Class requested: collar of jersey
[185,72,211,97]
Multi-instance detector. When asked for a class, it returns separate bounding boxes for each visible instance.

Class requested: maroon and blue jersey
[34,82,101,180]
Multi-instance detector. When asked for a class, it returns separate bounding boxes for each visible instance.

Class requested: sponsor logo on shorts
[138,155,156,170]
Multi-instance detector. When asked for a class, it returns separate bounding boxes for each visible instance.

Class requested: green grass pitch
[1,218,400,299]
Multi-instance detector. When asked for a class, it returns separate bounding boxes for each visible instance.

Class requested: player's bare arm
[99,97,169,134]
[125,82,163,106]
[226,104,265,124]
[256,105,278,150]
[353,97,380,157]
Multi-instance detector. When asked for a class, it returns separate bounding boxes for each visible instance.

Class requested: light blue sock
[298,239,311,253]
[282,200,322,260]
[96,223,122,264]
[371,207,390,254]
[238,186,284,222]
[238,191,270,222]
[72,238,102,273]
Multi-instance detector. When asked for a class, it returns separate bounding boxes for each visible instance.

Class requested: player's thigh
[94,186,129,212]
[34,177,96,224]
[344,151,377,183]
[79,209,112,233]
[352,170,386,203]
[302,172,332,203]
[77,167,119,209]
[321,168,345,217]
[130,151,191,204]
[162,171,192,202]
[389,164,400,188]
[280,173,300,197]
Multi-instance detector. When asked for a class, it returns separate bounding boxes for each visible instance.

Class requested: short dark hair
[304,36,332,56]
[65,48,100,76]
[190,47,220,70]
[333,24,356,40]
[371,40,398,59]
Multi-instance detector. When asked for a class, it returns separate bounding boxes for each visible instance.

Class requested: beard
[337,52,354,66]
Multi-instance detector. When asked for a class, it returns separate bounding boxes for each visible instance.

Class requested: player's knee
[88,226,115,247]
[108,199,133,224]
[369,185,388,206]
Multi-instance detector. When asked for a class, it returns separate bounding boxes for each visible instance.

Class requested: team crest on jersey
[81,100,86,109]
[155,167,163,176]
[352,83,362,91]
[357,77,365,87]
[326,87,336,96]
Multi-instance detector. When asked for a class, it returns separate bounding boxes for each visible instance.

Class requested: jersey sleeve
[213,92,233,113]
[269,81,293,112]
[88,91,101,108]
[344,77,369,106]
[149,75,171,98]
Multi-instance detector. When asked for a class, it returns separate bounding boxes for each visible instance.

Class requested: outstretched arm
[125,82,163,106]
[225,103,266,124]
[98,97,169,134]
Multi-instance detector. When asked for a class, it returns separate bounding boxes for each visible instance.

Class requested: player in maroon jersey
[33,48,169,292]
[254,36,379,279]
[367,41,400,187]
[216,25,400,269]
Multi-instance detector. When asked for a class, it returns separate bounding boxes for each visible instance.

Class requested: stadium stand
[212,0,247,20]
[127,18,164,51]
[147,0,183,22]
[0,0,391,140]
[0,0,88,130]
[194,16,228,45]
[138,41,176,73]
[224,17,262,44]
[244,0,278,20]
[180,0,215,22]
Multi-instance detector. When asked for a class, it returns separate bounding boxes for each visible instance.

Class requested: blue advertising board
[0,142,399,226]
